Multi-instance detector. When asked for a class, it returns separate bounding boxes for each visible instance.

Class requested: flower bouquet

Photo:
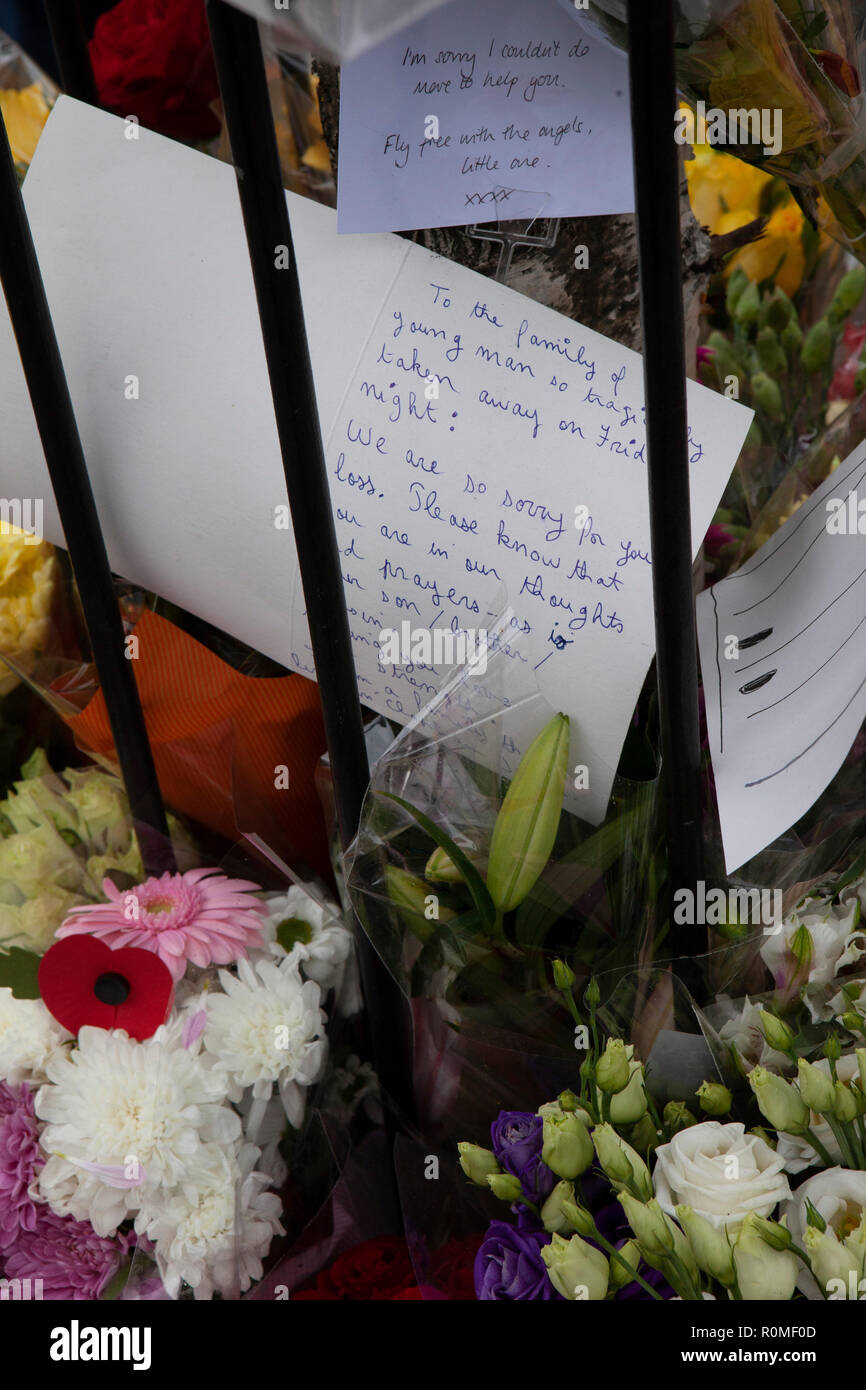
[0,739,366,1299]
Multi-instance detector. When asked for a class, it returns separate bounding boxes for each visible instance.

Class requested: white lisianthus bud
[593,1123,652,1200]
[797,1059,836,1114]
[804,1223,862,1292]
[541,1180,576,1234]
[541,1232,609,1301]
[734,1212,798,1300]
[675,1205,735,1286]
[748,1066,809,1133]
[609,1062,649,1124]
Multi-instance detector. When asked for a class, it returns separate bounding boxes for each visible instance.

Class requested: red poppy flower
[38,935,174,1041]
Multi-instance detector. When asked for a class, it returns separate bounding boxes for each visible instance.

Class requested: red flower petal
[39,936,174,1042]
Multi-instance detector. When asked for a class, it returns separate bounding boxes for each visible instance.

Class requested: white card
[0,99,751,823]
[337,0,633,233]
[697,448,866,873]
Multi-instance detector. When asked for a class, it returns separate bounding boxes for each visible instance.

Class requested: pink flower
[3,1206,128,1299]
[0,1081,43,1251]
[56,868,267,983]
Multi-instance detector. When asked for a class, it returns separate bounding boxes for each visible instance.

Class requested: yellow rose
[0,84,51,169]
[0,526,55,696]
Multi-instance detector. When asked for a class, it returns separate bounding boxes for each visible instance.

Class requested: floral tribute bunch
[0,748,358,1299]
[460,864,866,1302]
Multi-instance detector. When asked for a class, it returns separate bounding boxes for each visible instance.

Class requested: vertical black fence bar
[0,110,174,878]
[205,0,414,1120]
[42,0,98,105]
[626,0,703,958]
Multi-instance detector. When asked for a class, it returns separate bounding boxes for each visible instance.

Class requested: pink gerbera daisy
[56,868,267,982]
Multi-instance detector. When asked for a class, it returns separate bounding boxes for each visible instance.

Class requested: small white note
[337,0,633,233]
[697,449,866,873]
[0,99,751,825]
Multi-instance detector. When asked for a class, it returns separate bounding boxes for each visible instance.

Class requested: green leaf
[0,946,42,998]
[514,810,637,947]
[377,792,495,931]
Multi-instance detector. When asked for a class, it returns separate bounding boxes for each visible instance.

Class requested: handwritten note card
[337,0,633,232]
[697,450,866,873]
[0,100,751,825]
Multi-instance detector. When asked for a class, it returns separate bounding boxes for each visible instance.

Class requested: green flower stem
[824,1114,859,1171]
[800,1125,836,1168]
[664,1251,702,1302]
[589,1227,663,1301]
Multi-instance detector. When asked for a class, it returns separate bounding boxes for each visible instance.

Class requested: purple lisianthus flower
[475,1219,564,1300]
[0,1080,43,1251]
[490,1110,555,1202]
[3,1206,128,1299]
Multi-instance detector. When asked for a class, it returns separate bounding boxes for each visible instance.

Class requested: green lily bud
[748,1066,809,1133]
[627,1112,658,1154]
[610,1064,649,1125]
[696,1081,732,1116]
[608,1238,642,1290]
[552,958,574,991]
[541,1179,576,1234]
[759,1010,795,1054]
[726,266,750,316]
[618,1192,673,1259]
[840,1011,864,1034]
[596,1038,631,1094]
[804,1224,862,1291]
[789,922,813,971]
[751,1215,793,1252]
[797,1059,836,1114]
[593,1124,652,1200]
[750,371,784,421]
[457,1142,500,1186]
[558,1089,580,1113]
[780,316,804,356]
[734,1213,799,1301]
[424,846,465,883]
[542,1112,594,1180]
[829,264,866,321]
[676,1205,735,1286]
[560,1197,596,1239]
[756,326,787,377]
[385,865,452,939]
[584,977,601,1010]
[745,417,763,448]
[800,317,834,372]
[486,713,569,913]
[487,1172,523,1203]
[805,1199,826,1232]
[834,1080,859,1124]
[762,287,794,332]
[664,1100,697,1134]
[734,279,760,328]
[824,1032,842,1063]
[541,1232,609,1301]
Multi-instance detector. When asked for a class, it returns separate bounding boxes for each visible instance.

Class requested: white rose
[761,897,864,1022]
[653,1121,790,1230]
[782,1166,866,1298]
[776,1054,858,1174]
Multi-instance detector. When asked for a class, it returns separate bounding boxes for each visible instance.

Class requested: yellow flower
[0,84,51,169]
[725,202,806,297]
[0,526,55,696]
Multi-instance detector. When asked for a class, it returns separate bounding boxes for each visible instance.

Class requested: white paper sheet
[0,98,751,823]
[697,448,866,873]
[337,0,633,233]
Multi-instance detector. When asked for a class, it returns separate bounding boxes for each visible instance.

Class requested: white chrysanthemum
[35,1023,240,1236]
[261,886,359,1010]
[202,954,327,1120]
[0,986,71,1084]
[137,1142,283,1300]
